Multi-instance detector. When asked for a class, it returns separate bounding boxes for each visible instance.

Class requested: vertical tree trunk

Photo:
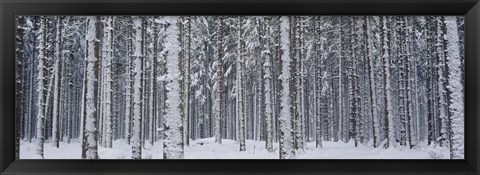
[314,16,323,148]
[125,19,133,145]
[35,16,47,159]
[279,16,295,159]
[27,22,37,143]
[435,17,449,148]
[348,17,360,147]
[381,16,395,149]
[184,16,192,146]
[237,16,246,152]
[395,16,406,147]
[264,17,274,152]
[404,16,413,148]
[51,16,62,148]
[338,16,344,143]
[426,16,434,146]
[163,16,185,159]
[81,16,101,159]
[214,17,224,144]
[365,16,378,148]
[292,17,302,150]
[140,17,147,149]
[104,16,114,148]
[131,16,143,159]
[444,16,464,159]
[295,16,305,150]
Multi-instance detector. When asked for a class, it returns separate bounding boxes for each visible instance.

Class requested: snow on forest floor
[20,138,450,159]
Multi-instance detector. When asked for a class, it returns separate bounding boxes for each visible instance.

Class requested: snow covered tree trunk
[426,17,434,145]
[299,18,306,149]
[434,17,450,148]
[131,16,143,159]
[274,17,282,143]
[381,16,395,149]
[163,16,185,159]
[348,17,360,147]
[184,16,191,146]
[444,16,464,159]
[81,16,100,159]
[365,16,378,148]
[65,55,73,144]
[293,17,304,150]
[79,37,87,146]
[103,16,114,148]
[255,19,263,142]
[42,19,55,140]
[178,17,185,146]
[51,16,62,148]
[125,19,133,145]
[35,16,47,159]
[337,17,344,143]
[27,19,37,143]
[409,17,422,146]
[399,16,413,148]
[396,16,407,147]
[426,16,442,146]
[237,16,246,152]
[314,16,323,148]
[279,16,295,159]
[214,17,224,144]
[264,17,274,152]
[404,16,414,148]
[140,18,147,149]
[97,35,105,147]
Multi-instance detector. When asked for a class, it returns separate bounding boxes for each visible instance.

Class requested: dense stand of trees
[16,16,464,159]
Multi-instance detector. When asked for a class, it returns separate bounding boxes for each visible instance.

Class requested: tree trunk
[279,16,295,159]
[381,16,395,149]
[104,16,114,148]
[237,16,246,152]
[365,16,378,148]
[81,16,100,159]
[314,16,323,148]
[35,16,47,159]
[444,16,464,159]
[214,17,224,144]
[264,17,274,152]
[163,16,185,159]
[131,16,143,159]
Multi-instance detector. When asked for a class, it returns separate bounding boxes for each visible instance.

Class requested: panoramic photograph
[15,16,464,159]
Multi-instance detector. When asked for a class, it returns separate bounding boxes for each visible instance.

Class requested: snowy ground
[20,138,450,159]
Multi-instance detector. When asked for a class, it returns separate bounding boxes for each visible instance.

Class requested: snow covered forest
[16,16,464,159]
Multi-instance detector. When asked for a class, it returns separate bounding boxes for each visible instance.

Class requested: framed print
[1,0,479,174]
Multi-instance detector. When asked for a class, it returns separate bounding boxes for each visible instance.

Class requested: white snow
[20,138,448,159]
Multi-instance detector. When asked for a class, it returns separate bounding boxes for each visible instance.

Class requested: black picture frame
[1,0,479,174]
